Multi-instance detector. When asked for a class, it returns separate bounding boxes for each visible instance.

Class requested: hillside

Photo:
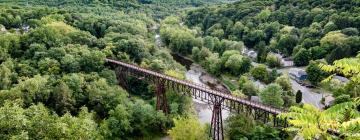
[185,0,360,64]
[0,0,359,140]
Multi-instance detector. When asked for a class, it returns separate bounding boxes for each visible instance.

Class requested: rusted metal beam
[155,79,169,114]
[210,96,224,140]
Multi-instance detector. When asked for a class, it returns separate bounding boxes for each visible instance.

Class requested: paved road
[289,78,324,109]
[251,58,324,109]
[278,67,324,109]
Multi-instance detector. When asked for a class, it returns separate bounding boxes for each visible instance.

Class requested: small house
[289,68,307,82]
[282,58,294,67]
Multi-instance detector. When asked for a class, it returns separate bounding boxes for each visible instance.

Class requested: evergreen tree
[296,90,302,103]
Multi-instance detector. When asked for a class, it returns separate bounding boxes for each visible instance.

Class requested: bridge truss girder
[108,59,287,140]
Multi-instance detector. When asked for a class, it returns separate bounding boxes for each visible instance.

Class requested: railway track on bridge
[106,58,287,140]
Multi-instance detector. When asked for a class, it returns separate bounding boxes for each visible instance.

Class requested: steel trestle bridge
[106,58,287,140]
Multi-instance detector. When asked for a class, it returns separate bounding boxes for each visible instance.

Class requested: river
[179,59,230,124]
[153,24,230,124]
[154,20,326,139]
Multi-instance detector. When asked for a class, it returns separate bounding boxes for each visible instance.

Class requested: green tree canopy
[259,84,284,108]
[279,99,360,139]
[250,64,269,83]
[168,116,209,140]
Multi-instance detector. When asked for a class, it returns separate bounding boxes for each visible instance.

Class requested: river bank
[153,25,231,125]
[185,64,230,124]
[171,52,231,123]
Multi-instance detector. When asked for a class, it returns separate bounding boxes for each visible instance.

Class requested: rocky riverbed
[185,64,230,124]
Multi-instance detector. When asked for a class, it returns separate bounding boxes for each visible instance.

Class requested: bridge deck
[106,58,284,115]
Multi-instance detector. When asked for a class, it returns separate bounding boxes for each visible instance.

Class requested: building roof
[289,68,307,78]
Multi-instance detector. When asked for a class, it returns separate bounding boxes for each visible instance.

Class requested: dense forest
[0,1,191,139]
[160,0,360,139]
[0,0,359,140]
[182,0,360,64]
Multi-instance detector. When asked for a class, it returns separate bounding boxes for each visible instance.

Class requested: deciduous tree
[294,48,310,66]
[250,64,269,83]
[279,99,360,139]
[259,84,284,107]
[296,90,302,103]
[168,117,209,140]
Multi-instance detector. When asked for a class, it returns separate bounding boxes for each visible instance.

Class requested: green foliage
[192,47,211,63]
[0,33,21,58]
[341,28,359,36]
[224,54,250,75]
[0,3,189,139]
[166,89,193,116]
[334,94,351,104]
[232,90,247,99]
[161,17,249,77]
[250,64,269,83]
[0,100,102,139]
[275,74,294,107]
[17,75,51,106]
[51,82,75,115]
[102,99,170,139]
[238,76,258,97]
[165,70,185,80]
[204,53,222,76]
[114,38,150,63]
[0,100,27,139]
[2,0,360,139]
[276,34,299,57]
[130,100,170,136]
[279,99,360,139]
[38,58,61,74]
[294,48,310,66]
[324,22,337,34]
[306,60,328,86]
[309,46,327,60]
[225,114,255,139]
[320,53,360,97]
[0,63,12,90]
[185,0,360,65]
[23,23,67,48]
[252,125,281,140]
[275,74,292,92]
[225,114,283,140]
[266,53,281,68]
[296,90,302,103]
[160,18,201,55]
[268,69,280,85]
[259,84,284,108]
[168,116,210,140]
